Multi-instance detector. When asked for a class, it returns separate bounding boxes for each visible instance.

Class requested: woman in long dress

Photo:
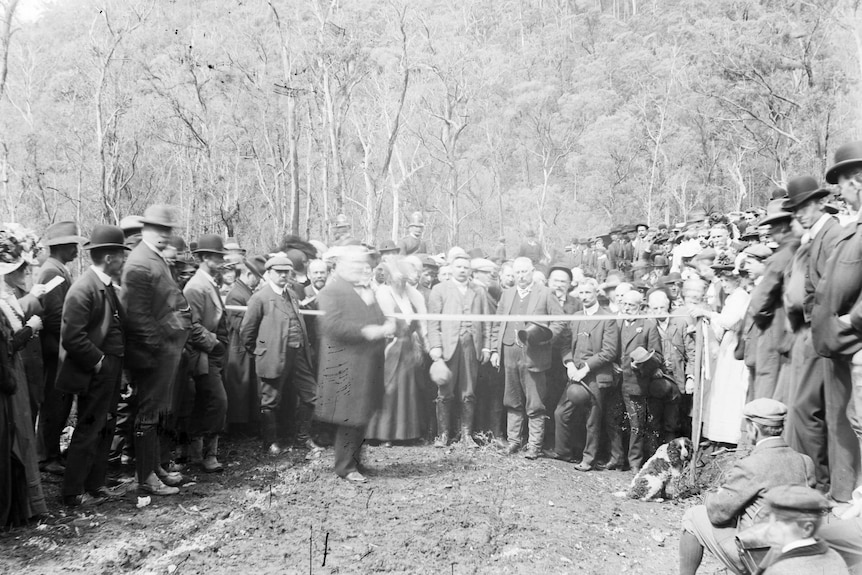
[694,267,750,445]
[366,257,428,444]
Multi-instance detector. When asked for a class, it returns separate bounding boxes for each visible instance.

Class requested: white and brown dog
[614,437,693,501]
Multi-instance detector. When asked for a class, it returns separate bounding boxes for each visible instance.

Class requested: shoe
[267,443,283,457]
[500,442,520,455]
[523,446,541,460]
[343,471,367,483]
[88,486,118,500]
[139,479,180,496]
[542,449,573,462]
[596,460,622,471]
[492,437,509,450]
[156,467,184,486]
[382,441,393,448]
[41,459,66,476]
[163,460,185,473]
[433,433,450,449]
[305,446,324,461]
[200,455,224,473]
[64,492,107,507]
[573,462,593,472]
[461,431,479,449]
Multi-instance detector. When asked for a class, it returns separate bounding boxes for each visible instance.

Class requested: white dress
[702,286,750,444]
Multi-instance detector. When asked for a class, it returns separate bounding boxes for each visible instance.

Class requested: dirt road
[1,439,727,574]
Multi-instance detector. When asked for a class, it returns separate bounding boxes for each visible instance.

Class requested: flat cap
[765,485,833,515]
[742,398,787,426]
[471,258,496,273]
[265,255,294,271]
[743,244,773,260]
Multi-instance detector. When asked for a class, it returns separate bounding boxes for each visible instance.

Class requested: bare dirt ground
[0,438,731,575]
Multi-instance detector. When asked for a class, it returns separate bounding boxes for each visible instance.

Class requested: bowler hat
[139,204,180,228]
[265,255,294,271]
[85,225,130,251]
[661,272,683,285]
[765,485,833,515]
[769,187,788,200]
[378,239,399,254]
[407,212,425,227]
[516,322,553,346]
[244,255,266,279]
[44,221,87,246]
[167,236,187,252]
[759,199,793,226]
[192,234,228,255]
[782,176,830,210]
[119,215,143,236]
[826,140,862,184]
[224,237,246,255]
[332,214,350,229]
[429,359,452,387]
[548,262,573,282]
[742,397,787,426]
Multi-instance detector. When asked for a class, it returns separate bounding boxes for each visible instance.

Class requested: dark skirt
[366,334,423,441]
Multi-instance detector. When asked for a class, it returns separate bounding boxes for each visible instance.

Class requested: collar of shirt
[584,302,599,316]
[269,281,285,296]
[781,538,818,554]
[517,282,534,299]
[142,239,169,262]
[452,278,469,292]
[90,265,112,287]
[808,213,832,240]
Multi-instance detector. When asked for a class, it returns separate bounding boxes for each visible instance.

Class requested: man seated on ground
[678,398,816,575]
[756,485,849,574]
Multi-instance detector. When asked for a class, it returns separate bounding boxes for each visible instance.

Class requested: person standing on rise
[183,235,231,473]
[56,225,128,507]
[38,221,87,475]
[315,246,394,482]
[121,205,191,496]
[398,212,429,256]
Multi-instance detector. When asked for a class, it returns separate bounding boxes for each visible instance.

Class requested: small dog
[615,437,694,501]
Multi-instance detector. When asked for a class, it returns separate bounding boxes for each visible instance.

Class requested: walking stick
[690,317,710,482]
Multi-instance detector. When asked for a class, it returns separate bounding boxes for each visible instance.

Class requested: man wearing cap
[224,256,265,430]
[122,205,191,496]
[679,398,815,575]
[427,247,492,449]
[748,199,800,401]
[182,235,231,472]
[240,255,317,456]
[490,257,565,460]
[752,485,849,574]
[38,220,87,475]
[812,141,862,504]
[56,225,128,506]
[398,212,429,256]
[780,175,845,495]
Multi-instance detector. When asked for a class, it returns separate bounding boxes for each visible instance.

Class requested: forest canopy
[0,0,859,252]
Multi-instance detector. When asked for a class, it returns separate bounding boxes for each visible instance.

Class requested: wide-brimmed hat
[378,239,399,254]
[782,176,830,211]
[192,234,228,255]
[44,221,87,246]
[139,204,180,229]
[826,140,862,184]
[244,255,267,278]
[517,322,553,346]
[710,253,736,271]
[85,225,130,251]
[420,254,439,269]
[630,346,656,366]
[224,237,246,255]
[0,224,42,274]
[759,199,793,226]
[119,215,143,237]
[661,272,683,286]
[407,212,425,227]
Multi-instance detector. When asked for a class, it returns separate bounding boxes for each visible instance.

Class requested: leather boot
[189,437,203,465]
[506,409,524,451]
[434,401,450,448]
[461,402,479,449]
[201,436,223,473]
[524,416,546,460]
[134,427,157,488]
[260,410,278,449]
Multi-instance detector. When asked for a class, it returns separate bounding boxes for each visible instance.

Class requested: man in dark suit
[37,221,86,475]
[56,225,128,506]
[183,235,231,472]
[813,141,862,503]
[427,247,491,448]
[618,289,662,471]
[398,212,429,255]
[122,205,191,496]
[679,399,815,575]
[490,257,565,460]
[315,246,394,482]
[240,255,316,456]
[782,175,845,496]
[549,278,619,469]
[646,290,689,448]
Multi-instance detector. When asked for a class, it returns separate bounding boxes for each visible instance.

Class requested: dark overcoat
[314,276,385,427]
[224,279,256,424]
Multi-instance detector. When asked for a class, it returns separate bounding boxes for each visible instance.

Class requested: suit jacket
[120,241,189,369]
[705,437,815,529]
[314,276,385,426]
[656,316,693,392]
[427,280,491,362]
[398,235,428,256]
[56,269,124,394]
[240,282,312,380]
[37,257,72,358]
[761,541,849,575]
[184,268,228,375]
[618,317,662,394]
[562,306,619,387]
[812,218,862,357]
[491,283,566,372]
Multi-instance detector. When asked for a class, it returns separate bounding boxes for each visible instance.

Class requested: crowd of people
[7,142,862,572]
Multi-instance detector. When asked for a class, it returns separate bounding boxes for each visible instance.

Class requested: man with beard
[183,235,230,472]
